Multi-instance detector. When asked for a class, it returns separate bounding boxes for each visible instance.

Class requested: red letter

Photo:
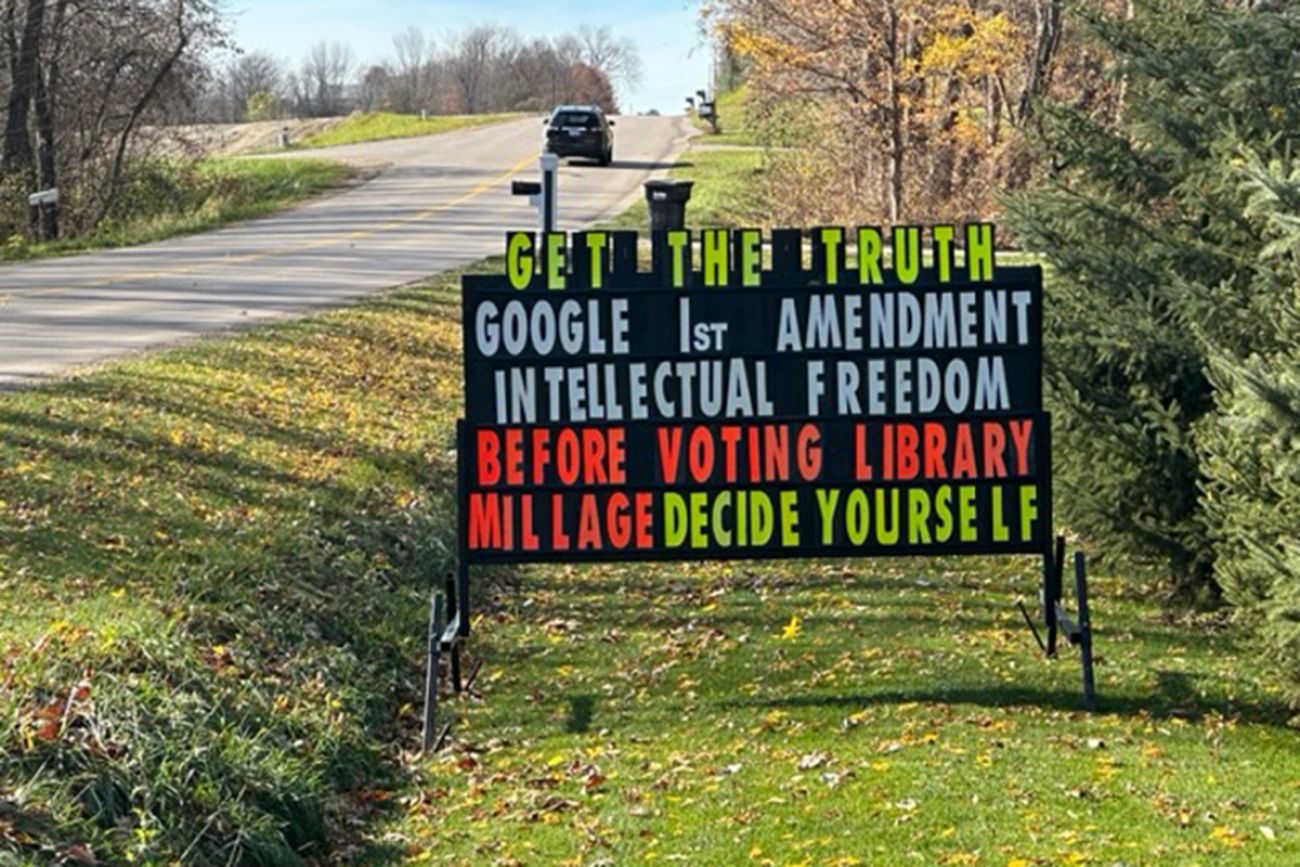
[608,428,627,483]
[720,426,742,482]
[982,422,1008,479]
[952,424,977,479]
[896,424,919,481]
[797,424,822,481]
[504,428,524,485]
[521,494,539,551]
[477,431,501,486]
[583,429,608,484]
[763,426,790,481]
[556,429,580,485]
[551,493,571,550]
[635,492,653,547]
[658,427,683,484]
[531,429,551,485]
[923,423,948,479]
[607,492,631,548]
[468,493,502,549]
[855,424,874,481]
[688,427,715,483]
[1008,419,1034,476]
[577,495,603,549]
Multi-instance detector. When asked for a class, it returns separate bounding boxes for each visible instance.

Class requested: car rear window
[552,112,599,129]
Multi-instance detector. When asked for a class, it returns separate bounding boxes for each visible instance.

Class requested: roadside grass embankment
[0,266,491,863]
[294,112,523,150]
[1,158,354,263]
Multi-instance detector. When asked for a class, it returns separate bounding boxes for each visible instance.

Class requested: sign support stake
[421,590,444,754]
[1074,551,1098,708]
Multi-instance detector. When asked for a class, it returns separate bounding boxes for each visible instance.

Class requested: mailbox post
[28,188,59,241]
[511,152,559,234]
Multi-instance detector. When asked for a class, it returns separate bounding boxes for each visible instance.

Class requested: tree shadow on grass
[721,671,1296,729]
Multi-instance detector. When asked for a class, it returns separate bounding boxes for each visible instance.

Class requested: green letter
[815,488,840,545]
[586,232,608,289]
[664,493,686,547]
[740,229,762,287]
[893,226,921,285]
[703,229,729,287]
[1019,485,1039,542]
[667,230,690,288]
[966,223,996,282]
[932,225,955,284]
[858,227,884,285]
[546,232,567,290]
[780,491,800,546]
[820,227,844,286]
[508,232,534,290]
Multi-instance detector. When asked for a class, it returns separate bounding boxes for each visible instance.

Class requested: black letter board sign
[459,225,1050,566]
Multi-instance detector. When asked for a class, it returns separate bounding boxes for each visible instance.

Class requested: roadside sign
[426,224,1093,751]
[459,225,1050,565]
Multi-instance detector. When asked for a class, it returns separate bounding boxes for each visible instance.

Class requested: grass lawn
[296,112,522,149]
[381,558,1300,865]
[1,158,354,262]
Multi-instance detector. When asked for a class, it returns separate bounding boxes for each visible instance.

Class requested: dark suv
[544,105,615,166]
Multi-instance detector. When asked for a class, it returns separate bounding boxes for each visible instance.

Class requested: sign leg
[1045,535,1066,657]
[421,591,444,754]
[1074,552,1098,708]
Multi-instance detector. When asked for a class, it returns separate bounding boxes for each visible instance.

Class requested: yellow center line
[71,151,539,290]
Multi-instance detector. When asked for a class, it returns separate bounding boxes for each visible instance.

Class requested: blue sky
[226,0,711,114]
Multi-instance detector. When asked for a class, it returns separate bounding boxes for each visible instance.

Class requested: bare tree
[448,25,512,113]
[225,50,284,121]
[577,24,641,103]
[356,63,391,112]
[391,25,430,113]
[298,41,353,117]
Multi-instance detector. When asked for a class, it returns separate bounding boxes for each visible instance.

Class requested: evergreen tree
[1202,155,1300,703]
[1005,0,1300,597]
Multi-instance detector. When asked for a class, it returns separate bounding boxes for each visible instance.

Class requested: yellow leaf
[781,615,802,640]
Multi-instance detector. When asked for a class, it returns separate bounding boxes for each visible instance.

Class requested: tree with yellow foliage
[706,0,1092,222]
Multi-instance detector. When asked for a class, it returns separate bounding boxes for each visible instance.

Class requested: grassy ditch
[295,112,522,150]
[0,266,485,863]
[1,158,354,263]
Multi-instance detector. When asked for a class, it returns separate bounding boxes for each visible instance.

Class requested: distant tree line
[0,6,641,246]
[196,24,642,124]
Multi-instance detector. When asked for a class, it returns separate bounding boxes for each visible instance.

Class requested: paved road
[0,115,693,388]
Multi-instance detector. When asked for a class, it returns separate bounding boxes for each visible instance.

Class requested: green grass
[1,158,354,263]
[607,148,768,232]
[379,558,1300,865]
[0,267,485,863]
[296,112,522,149]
